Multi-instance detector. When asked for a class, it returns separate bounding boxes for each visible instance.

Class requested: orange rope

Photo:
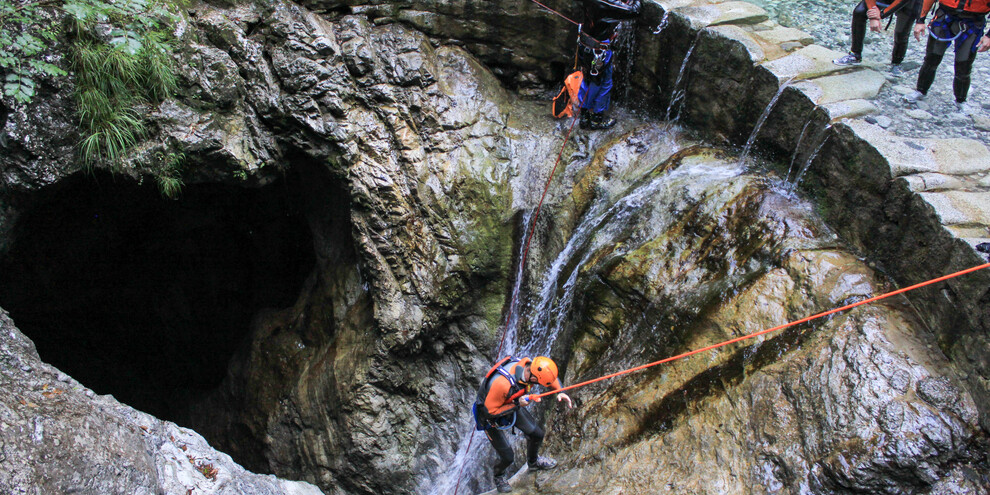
[529,262,990,400]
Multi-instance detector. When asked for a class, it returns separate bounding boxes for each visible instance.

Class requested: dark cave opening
[0,170,315,423]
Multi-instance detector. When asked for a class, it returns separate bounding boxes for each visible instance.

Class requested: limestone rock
[0,309,322,495]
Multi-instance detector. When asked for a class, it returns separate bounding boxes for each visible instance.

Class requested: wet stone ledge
[630,0,990,430]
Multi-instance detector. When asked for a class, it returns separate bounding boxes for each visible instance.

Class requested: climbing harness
[472,357,530,431]
[927,9,987,52]
[525,262,990,401]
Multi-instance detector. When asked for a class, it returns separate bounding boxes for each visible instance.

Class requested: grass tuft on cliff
[2,0,185,196]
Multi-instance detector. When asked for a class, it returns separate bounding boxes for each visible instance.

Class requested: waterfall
[737,77,794,166]
[790,127,831,190]
[786,118,813,182]
[652,11,671,35]
[665,31,703,122]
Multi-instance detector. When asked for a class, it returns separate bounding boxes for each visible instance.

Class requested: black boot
[579,111,591,129]
[589,112,616,130]
[493,474,512,493]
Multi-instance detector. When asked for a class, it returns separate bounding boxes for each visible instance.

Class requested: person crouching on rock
[904,0,990,114]
[577,0,642,130]
[473,356,574,493]
[833,0,922,66]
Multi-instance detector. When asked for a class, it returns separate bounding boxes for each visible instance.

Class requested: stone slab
[792,69,886,105]
[709,24,765,63]
[846,119,990,177]
[753,26,815,46]
[821,99,878,121]
[760,44,850,81]
[919,190,990,227]
[676,1,768,29]
[900,172,967,192]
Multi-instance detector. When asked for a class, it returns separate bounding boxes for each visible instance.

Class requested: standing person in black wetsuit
[904,0,990,114]
[577,0,642,130]
[473,356,574,493]
[834,0,922,66]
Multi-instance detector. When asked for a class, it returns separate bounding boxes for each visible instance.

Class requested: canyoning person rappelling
[832,0,922,66]
[903,0,990,114]
[473,356,574,493]
[576,0,642,129]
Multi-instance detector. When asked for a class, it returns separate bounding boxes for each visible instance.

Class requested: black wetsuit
[849,0,921,63]
[916,6,986,102]
[484,407,545,477]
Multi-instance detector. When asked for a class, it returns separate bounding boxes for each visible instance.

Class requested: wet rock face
[1,0,559,493]
[502,144,990,494]
[3,1,990,495]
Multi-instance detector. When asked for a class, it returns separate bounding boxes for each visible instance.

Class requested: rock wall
[623,0,990,432]
[2,0,990,493]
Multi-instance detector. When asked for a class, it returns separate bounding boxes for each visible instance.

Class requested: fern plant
[0,0,69,103]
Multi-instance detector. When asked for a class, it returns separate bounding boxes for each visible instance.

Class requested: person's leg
[485,427,514,477]
[851,1,870,56]
[513,407,546,465]
[589,59,615,129]
[891,9,913,64]
[916,33,950,95]
[951,29,979,103]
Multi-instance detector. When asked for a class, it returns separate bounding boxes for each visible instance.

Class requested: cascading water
[790,126,832,189]
[652,11,671,35]
[786,118,814,182]
[665,31,703,122]
[614,21,639,104]
[737,77,795,166]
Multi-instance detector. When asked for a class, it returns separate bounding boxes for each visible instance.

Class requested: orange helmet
[530,356,558,387]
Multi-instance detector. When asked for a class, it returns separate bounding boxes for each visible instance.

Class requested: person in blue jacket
[577,0,642,129]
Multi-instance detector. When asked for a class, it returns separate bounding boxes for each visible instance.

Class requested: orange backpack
[552,70,584,118]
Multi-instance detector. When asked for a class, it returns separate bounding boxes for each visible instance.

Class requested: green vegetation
[2,0,185,195]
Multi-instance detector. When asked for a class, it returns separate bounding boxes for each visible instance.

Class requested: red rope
[453,113,582,495]
[495,114,581,357]
[527,0,581,26]
[528,262,990,400]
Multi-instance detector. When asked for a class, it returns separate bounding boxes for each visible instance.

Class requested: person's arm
[541,377,574,408]
[916,0,935,23]
[484,376,518,416]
